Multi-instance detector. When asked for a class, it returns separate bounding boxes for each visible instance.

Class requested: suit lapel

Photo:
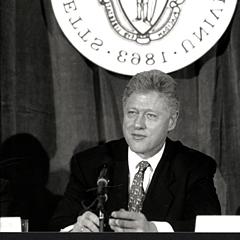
[105,139,129,214]
[142,138,178,220]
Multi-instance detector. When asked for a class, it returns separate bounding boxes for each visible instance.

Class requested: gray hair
[122,69,179,113]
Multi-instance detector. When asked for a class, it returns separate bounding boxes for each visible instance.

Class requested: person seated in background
[50,69,221,232]
[0,133,61,231]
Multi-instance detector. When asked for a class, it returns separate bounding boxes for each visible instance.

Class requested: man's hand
[72,211,99,232]
[109,209,157,232]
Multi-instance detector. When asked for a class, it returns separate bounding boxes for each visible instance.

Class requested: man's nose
[134,114,146,129]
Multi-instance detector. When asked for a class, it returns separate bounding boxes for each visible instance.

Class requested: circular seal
[51,0,237,75]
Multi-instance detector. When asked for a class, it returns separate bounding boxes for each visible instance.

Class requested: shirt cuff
[151,221,174,232]
[60,225,74,232]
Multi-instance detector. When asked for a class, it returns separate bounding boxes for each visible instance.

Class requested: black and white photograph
[0,0,240,239]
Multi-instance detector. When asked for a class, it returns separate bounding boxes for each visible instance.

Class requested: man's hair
[122,69,179,113]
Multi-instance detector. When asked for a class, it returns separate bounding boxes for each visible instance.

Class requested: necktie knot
[138,161,150,173]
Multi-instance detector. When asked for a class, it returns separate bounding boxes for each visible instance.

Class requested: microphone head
[97,177,108,186]
[97,163,109,196]
[97,163,109,181]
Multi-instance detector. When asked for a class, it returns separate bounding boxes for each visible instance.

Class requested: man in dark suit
[50,70,221,232]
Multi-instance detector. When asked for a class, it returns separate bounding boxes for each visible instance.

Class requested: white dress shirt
[128,143,174,232]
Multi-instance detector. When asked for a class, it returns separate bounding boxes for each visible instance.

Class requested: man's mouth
[131,133,146,140]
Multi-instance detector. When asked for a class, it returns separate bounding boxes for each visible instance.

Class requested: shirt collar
[128,143,166,172]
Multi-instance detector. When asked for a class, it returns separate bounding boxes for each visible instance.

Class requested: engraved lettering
[146,53,155,65]
[182,40,196,53]
[210,9,223,20]
[91,38,103,51]
[193,27,209,42]
[131,53,141,65]
[203,19,215,28]
[117,50,127,63]
[78,29,91,42]
[63,0,77,13]
[161,52,167,63]
[69,16,82,29]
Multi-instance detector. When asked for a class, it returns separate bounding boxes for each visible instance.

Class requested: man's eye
[127,110,137,117]
[146,113,157,120]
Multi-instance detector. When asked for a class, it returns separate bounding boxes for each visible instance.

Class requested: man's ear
[168,111,179,131]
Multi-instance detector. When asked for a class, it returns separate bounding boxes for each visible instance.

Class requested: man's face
[122,91,178,159]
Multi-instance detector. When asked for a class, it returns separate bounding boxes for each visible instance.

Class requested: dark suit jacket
[50,138,221,231]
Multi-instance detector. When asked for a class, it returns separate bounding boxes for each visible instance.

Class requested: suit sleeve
[49,154,94,231]
[169,155,221,231]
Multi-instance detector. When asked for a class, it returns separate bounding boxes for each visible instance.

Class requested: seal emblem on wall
[51,0,237,75]
[99,0,185,44]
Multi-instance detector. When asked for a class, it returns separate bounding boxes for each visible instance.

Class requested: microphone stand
[97,189,107,232]
[97,164,109,232]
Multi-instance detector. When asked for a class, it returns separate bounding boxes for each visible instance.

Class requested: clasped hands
[72,209,157,232]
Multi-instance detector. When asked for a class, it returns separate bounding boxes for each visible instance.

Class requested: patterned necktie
[128,161,150,212]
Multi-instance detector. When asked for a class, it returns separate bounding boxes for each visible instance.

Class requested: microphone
[97,164,109,197]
